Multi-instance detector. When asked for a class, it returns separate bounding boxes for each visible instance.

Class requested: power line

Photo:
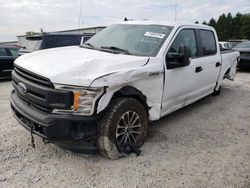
[174,0,177,21]
[78,0,83,28]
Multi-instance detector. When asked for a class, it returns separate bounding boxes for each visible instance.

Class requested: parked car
[228,39,249,48]
[219,41,232,50]
[233,41,250,69]
[0,45,20,79]
[11,21,239,159]
[18,33,95,55]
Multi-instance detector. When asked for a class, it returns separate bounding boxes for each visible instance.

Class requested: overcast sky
[0,0,249,42]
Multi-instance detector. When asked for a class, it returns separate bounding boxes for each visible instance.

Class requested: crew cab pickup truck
[10,21,239,159]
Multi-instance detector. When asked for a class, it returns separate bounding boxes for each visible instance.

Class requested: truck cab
[11,21,239,159]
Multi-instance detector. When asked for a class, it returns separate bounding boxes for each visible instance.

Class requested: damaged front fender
[91,58,164,121]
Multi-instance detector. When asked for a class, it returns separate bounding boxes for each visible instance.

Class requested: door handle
[216,62,221,67]
[195,66,203,73]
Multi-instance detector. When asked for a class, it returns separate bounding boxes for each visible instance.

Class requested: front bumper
[10,90,100,153]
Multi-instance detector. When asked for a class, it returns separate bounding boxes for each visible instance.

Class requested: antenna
[174,0,177,21]
[78,0,83,28]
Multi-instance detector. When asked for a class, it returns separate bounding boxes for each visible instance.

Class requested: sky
[0,0,249,42]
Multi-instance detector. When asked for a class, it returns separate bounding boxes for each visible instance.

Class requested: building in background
[0,41,19,46]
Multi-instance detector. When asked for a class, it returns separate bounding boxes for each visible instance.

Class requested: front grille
[14,65,53,88]
[18,93,52,114]
[12,65,74,114]
[12,65,53,114]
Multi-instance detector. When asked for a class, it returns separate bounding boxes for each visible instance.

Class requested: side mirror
[167,45,192,69]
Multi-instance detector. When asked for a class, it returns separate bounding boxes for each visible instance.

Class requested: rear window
[40,35,82,49]
[200,30,217,56]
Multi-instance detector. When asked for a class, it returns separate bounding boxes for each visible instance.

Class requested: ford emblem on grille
[17,82,28,95]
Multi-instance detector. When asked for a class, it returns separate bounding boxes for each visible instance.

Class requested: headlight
[53,85,104,116]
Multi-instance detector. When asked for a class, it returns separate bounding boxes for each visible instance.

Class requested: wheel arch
[111,86,149,112]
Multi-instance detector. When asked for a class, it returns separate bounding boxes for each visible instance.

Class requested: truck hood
[14,46,149,86]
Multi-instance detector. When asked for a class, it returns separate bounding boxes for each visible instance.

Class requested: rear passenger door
[184,29,221,105]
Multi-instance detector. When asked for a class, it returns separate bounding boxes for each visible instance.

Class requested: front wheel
[97,98,148,159]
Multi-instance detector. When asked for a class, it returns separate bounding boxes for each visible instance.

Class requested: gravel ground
[0,71,250,188]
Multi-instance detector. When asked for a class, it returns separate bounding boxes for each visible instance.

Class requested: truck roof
[119,20,214,30]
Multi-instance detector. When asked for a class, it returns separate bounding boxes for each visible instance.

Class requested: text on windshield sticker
[144,32,165,39]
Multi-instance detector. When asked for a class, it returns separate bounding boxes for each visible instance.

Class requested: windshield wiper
[81,43,96,49]
[100,46,130,55]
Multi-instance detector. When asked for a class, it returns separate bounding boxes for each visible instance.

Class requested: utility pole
[78,0,83,28]
[174,0,177,21]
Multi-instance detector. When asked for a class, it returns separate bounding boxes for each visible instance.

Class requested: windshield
[234,42,250,48]
[85,24,173,56]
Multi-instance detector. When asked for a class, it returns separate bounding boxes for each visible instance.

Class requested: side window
[169,29,198,58]
[200,30,217,56]
[0,48,9,56]
[9,48,19,57]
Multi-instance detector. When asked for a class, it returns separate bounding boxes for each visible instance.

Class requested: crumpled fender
[90,58,164,121]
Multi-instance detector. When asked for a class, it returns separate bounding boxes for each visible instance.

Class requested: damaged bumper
[10,90,99,154]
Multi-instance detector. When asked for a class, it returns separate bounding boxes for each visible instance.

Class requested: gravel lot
[0,71,250,188]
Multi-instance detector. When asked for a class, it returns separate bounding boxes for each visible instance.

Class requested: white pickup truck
[11,21,239,159]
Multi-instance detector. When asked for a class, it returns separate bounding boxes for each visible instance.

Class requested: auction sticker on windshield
[144,32,165,39]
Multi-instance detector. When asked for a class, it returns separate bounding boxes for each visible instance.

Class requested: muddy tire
[97,98,148,159]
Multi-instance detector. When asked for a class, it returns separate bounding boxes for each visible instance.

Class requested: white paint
[14,21,239,121]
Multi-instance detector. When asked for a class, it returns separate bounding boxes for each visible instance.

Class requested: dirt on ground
[0,71,250,188]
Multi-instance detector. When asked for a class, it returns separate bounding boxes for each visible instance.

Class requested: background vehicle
[18,33,95,55]
[233,41,250,69]
[228,39,249,48]
[219,41,232,50]
[0,45,20,78]
[11,22,239,159]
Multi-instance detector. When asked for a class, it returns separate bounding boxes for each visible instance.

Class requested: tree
[208,18,217,30]
[216,13,228,40]
[232,12,243,39]
[240,14,250,39]
[204,12,250,40]
[226,13,234,39]
[202,21,208,25]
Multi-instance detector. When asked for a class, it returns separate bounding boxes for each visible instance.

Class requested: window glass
[9,48,19,57]
[169,29,198,58]
[41,35,82,49]
[200,30,217,55]
[87,24,173,56]
[0,48,8,56]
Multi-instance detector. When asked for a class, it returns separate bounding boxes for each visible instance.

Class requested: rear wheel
[97,98,148,159]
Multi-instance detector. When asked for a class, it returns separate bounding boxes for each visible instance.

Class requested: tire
[97,97,148,159]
